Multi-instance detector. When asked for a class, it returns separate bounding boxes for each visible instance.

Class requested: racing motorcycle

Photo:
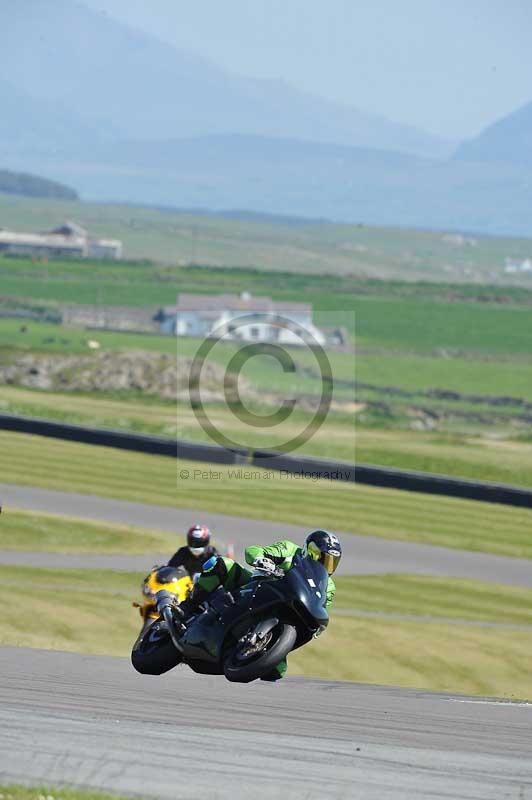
[131,553,329,683]
[132,565,193,632]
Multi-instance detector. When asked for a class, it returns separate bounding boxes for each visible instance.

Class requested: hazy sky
[85,0,532,140]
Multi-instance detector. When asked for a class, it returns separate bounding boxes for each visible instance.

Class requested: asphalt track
[0,647,531,800]
[1,482,532,586]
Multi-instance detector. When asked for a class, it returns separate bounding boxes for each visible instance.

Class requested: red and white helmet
[187,524,211,555]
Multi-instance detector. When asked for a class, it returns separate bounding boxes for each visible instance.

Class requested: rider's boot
[260,658,287,682]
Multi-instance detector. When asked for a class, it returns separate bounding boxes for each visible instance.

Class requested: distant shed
[62,304,158,332]
[0,220,122,260]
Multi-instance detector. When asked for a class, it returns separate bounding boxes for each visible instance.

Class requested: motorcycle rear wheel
[223,622,297,683]
[131,618,182,675]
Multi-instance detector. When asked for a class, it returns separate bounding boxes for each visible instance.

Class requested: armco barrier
[1,413,531,508]
[0,413,247,465]
[252,449,532,508]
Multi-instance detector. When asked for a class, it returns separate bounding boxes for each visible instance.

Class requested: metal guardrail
[1,413,531,508]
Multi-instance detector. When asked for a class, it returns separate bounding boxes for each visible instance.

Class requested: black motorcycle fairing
[178,588,246,670]
[244,555,329,629]
[283,555,329,627]
[179,609,223,665]
[235,575,286,615]
[178,581,286,674]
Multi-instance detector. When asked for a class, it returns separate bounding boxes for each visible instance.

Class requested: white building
[504,257,532,274]
[160,293,325,346]
[0,221,122,260]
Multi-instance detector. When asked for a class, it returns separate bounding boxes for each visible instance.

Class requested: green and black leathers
[245,540,336,609]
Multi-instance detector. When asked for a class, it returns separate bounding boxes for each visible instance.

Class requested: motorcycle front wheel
[131,618,182,675]
[223,621,297,683]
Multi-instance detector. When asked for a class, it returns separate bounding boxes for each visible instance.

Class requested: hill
[454,101,532,167]
[0,79,97,157]
[10,132,532,237]
[0,0,450,159]
[1,192,532,284]
[0,169,78,200]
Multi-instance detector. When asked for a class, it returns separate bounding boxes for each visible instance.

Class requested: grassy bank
[0,509,179,554]
[334,574,532,623]
[290,613,532,698]
[0,564,141,655]
[1,563,531,698]
[0,786,131,800]
[1,431,531,558]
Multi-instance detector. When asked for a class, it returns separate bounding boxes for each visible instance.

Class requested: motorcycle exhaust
[156,590,184,653]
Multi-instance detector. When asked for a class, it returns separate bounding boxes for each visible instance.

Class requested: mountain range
[0,0,451,158]
[0,168,77,200]
[1,0,532,236]
[455,101,532,168]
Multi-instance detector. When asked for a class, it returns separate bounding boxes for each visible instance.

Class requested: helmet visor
[322,551,341,575]
[307,542,341,575]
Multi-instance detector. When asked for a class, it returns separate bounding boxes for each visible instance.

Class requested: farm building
[62,304,159,332]
[158,292,326,345]
[0,221,122,259]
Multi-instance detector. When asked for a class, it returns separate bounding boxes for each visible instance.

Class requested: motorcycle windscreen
[284,555,329,626]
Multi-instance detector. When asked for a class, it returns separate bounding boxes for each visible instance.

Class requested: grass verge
[1,431,531,559]
[0,565,141,655]
[0,509,178,555]
[334,574,532,623]
[1,565,531,699]
[0,786,132,800]
[289,615,532,699]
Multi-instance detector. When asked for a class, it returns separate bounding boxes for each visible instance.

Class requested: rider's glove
[253,557,276,573]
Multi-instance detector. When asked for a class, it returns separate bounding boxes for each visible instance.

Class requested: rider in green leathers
[245,540,337,608]
[191,530,342,681]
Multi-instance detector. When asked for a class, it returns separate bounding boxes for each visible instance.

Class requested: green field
[2,306,532,442]
[2,432,532,558]
[3,246,532,480]
[3,315,532,397]
[4,255,532,354]
[2,192,532,284]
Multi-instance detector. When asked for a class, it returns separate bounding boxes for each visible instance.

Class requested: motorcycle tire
[131,618,182,675]
[223,622,297,683]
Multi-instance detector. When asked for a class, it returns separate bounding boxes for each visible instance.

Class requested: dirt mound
[0,350,246,402]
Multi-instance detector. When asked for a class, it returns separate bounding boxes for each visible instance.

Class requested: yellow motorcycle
[133,565,193,632]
